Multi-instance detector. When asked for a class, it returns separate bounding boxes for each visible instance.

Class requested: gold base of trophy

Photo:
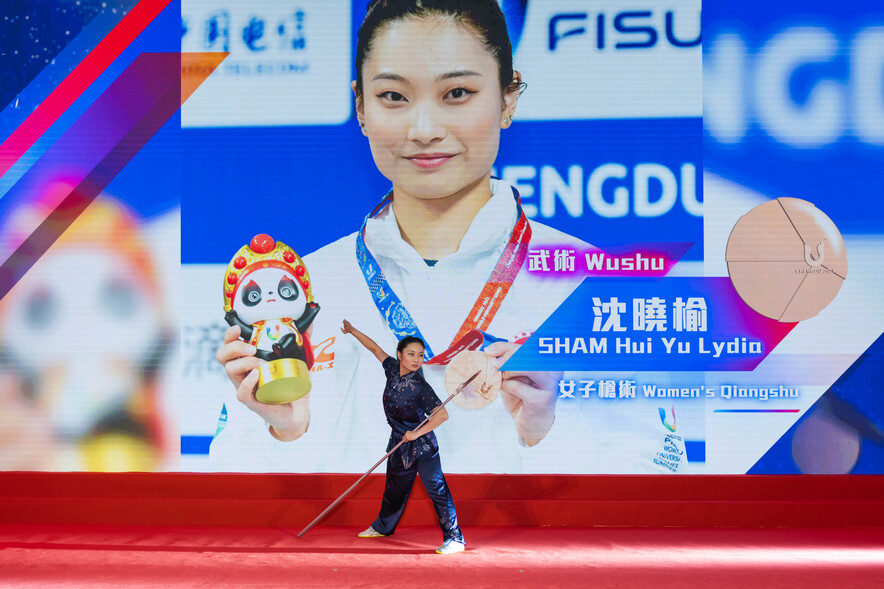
[79,433,159,472]
[256,358,311,404]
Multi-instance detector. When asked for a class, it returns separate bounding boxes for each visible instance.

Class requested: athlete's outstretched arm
[341,319,388,364]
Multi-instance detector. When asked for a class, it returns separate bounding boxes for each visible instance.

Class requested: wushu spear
[297,369,482,538]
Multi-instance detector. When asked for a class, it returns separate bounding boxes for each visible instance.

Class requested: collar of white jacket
[364,178,520,268]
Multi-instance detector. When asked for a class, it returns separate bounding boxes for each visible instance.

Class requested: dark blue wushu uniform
[371,357,464,543]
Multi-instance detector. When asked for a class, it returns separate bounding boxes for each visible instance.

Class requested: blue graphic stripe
[685,440,705,463]
[181,435,213,455]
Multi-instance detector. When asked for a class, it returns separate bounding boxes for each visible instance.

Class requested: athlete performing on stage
[341,320,468,554]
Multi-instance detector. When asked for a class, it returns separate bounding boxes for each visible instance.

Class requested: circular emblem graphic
[726,198,847,322]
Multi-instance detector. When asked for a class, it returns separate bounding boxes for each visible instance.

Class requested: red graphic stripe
[0,0,173,179]
[0,53,225,302]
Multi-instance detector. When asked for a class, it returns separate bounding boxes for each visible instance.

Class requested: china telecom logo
[499,0,528,51]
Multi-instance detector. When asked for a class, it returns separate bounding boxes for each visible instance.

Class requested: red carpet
[2,524,883,588]
[3,474,884,587]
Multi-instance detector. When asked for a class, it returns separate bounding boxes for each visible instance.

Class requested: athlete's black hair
[354,0,520,97]
[397,335,426,353]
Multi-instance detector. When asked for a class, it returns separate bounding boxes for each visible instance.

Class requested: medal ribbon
[355,186,531,364]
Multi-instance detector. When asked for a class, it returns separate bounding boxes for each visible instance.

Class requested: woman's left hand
[403,430,420,442]
[484,341,561,447]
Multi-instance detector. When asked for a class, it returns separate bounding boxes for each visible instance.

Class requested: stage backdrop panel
[0,0,881,476]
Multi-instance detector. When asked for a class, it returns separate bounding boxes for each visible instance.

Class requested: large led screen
[1,0,881,475]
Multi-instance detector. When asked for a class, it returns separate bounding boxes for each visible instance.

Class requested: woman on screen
[211,0,681,474]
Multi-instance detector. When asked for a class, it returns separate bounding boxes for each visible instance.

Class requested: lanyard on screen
[355,186,531,364]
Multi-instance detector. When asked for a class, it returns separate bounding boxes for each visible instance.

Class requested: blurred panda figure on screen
[0,196,172,471]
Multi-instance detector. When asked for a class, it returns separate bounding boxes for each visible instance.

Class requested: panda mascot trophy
[223,234,319,404]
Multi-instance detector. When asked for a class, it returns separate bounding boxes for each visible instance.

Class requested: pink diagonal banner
[0,53,226,302]
[0,0,173,180]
